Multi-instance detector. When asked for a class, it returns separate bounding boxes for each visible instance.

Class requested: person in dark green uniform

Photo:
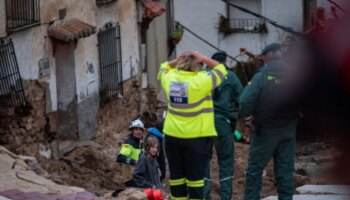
[239,43,299,200]
[204,51,243,200]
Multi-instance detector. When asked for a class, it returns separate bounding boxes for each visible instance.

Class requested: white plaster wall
[147,8,168,89]
[117,0,140,81]
[261,0,303,46]
[174,0,304,62]
[10,24,58,112]
[71,0,99,103]
[96,1,118,26]
[0,0,5,38]
[75,36,99,103]
[229,0,261,19]
[174,0,226,57]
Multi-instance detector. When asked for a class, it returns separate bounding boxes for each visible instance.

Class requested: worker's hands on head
[168,51,192,67]
[190,50,219,68]
[172,51,219,68]
[187,51,205,62]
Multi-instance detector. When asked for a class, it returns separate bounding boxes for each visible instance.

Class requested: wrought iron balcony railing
[229,19,267,33]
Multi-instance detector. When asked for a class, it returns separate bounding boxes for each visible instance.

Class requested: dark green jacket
[239,59,298,129]
[212,66,243,121]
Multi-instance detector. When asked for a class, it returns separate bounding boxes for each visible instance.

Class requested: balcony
[229,19,267,33]
[5,0,40,32]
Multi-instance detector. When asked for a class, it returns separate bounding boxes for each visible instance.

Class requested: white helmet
[129,119,145,130]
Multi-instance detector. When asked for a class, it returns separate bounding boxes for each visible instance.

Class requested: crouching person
[133,136,164,200]
[117,118,145,184]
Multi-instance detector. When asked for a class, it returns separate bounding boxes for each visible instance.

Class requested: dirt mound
[0,145,85,194]
[37,145,124,196]
[0,80,48,156]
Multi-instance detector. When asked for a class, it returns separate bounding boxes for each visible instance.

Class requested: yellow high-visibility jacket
[117,135,142,164]
[158,62,227,138]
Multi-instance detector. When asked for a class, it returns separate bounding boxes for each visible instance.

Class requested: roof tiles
[48,19,96,43]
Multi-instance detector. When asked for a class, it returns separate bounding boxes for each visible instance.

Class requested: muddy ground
[0,80,348,199]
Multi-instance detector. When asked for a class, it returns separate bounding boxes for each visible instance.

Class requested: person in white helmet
[116,118,145,185]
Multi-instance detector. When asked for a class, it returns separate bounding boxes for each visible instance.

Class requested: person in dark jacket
[239,43,299,200]
[117,118,145,165]
[146,127,166,181]
[133,136,163,189]
[117,118,145,184]
[204,51,243,200]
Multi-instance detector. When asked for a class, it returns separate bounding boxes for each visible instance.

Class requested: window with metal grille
[0,38,26,108]
[98,21,123,104]
[5,0,40,32]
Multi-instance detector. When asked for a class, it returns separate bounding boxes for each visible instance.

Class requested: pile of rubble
[0,81,47,157]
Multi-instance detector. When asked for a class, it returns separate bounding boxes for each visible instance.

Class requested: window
[98,22,123,104]
[0,38,26,108]
[96,0,116,6]
[227,0,266,33]
[5,0,40,32]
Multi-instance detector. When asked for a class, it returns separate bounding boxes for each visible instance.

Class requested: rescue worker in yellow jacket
[117,118,144,183]
[158,51,227,200]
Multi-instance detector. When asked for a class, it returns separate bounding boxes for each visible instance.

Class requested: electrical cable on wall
[327,0,349,14]
[178,22,240,63]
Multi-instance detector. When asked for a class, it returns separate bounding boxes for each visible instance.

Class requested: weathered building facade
[0,0,173,151]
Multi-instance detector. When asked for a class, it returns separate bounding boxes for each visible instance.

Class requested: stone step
[0,189,103,200]
[296,185,350,195]
[262,194,350,200]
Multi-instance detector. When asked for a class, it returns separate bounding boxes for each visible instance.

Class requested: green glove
[234,130,243,141]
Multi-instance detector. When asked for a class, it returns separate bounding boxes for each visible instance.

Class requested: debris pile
[0,80,48,156]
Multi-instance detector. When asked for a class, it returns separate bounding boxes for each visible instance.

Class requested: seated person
[117,118,145,165]
[116,118,145,185]
[146,127,166,181]
[132,136,163,189]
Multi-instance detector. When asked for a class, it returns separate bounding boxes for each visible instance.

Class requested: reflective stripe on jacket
[118,135,142,161]
[158,62,227,138]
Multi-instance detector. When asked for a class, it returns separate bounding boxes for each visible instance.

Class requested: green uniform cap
[212,51,227,63]
[261,43,281,55]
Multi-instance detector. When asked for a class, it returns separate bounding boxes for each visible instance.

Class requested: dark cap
[261,43,281,55]
[211,51,227,63]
